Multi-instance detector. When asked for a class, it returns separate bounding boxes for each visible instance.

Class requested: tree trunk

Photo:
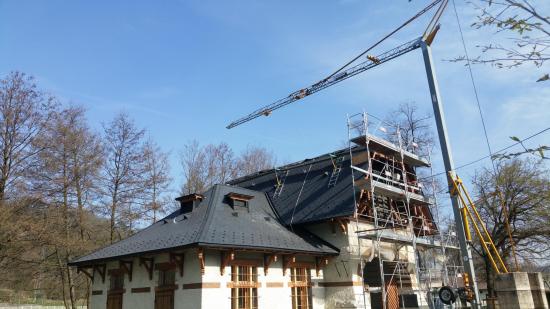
[485,255,496,308]
[66,262,77,309]
[55,249,69,309]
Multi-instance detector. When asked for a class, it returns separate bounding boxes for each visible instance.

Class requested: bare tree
[204,142,237,186]
[456,0,549,81]
[101,113,146,243]
[180,141,236,194]
[472,158,550,296]
[142,139,172,223]
[235,146,276,177]
[0,72,57,302]
[384,102,435,156]
[180,140,207,194]
[31,107,95,309]
[68,109,103,241]
[180,142,275,194]
[0,72,54,201]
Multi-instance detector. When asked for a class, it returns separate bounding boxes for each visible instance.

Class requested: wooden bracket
[315,257,329,277]
[282,254,296,276]
[119,260,133,282]
[263,254,278,275]
[220,250,235,275]
[93,264,106,283]
[197,248,205,275]
[170,252,185,277]
[77,266,94,281]
[139,257,154,280]
[336,218,348,234]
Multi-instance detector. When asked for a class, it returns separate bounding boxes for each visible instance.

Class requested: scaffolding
[347,111,463,309]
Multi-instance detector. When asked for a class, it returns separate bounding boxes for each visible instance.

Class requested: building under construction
[70,111,463,309]
[230,111,463,309]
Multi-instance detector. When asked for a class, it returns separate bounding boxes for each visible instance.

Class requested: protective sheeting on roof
[230,147,361,226]
[70,185,338,266]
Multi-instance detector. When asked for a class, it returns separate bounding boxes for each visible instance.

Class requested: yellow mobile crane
[227,1,514,307]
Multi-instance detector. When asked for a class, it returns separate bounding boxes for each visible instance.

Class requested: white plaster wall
[257,258,292,309]
[200,249,229,309]
[88,249,202,309]
[200,250,323,309]
[89,260,117,309]
[122,256,154,309]
[175,250,202,309]
[306,222,366,309]
[305,220,438,309]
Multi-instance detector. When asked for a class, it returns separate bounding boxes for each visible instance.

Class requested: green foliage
[457,0,550,81]
[492,136,549,160]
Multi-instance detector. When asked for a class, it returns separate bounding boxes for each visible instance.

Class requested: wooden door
[155,289,175,309]
[106,292,123,309]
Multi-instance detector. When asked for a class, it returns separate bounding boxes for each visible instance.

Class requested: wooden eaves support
[263,254,278,275]
[220,250,235,275]
[119,260,133,282]
[139,257,154,280]
[170,252,185,277]
[77,264,106,283]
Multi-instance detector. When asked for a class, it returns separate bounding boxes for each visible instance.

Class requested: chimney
[175,193,204,214]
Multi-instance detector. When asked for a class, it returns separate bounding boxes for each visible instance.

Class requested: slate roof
[229,147,360,226]
[229,146,434,227]
[70,185,338,266]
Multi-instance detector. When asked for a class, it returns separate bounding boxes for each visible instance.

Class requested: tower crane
[225,1,502,307]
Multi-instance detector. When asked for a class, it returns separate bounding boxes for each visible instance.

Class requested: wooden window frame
[230,265,259,309]
[158,268,176,288]
[290,267,312,309]
[226,192,254,210]
[109,271,125,292]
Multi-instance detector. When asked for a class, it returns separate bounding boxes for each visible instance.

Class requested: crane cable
[450,0,519,271]
[324,0,444,81]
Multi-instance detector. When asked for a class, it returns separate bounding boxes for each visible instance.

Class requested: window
[232,199,247,208]
[109,273,124,290]
[231,265,258,309]
[290,268,312,309]
[226,192,254,210]
[158,269,176,287]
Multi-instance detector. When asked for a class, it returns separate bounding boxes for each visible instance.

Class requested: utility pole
[420,39,481,307]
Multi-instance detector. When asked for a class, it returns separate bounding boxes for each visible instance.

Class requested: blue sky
[1,0,548,206]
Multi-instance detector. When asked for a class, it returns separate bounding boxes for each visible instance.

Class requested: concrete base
[528,273,549,309]
[495,272,549,309]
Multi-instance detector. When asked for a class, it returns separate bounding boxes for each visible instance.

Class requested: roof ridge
[229,146,353,184]
[195,185,219,243]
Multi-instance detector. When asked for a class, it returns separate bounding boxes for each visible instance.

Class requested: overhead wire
[451,0,519,270]
[325,0,443,81]
[359,111,550,183]
[450,0,495,171]
[417,126,550,182]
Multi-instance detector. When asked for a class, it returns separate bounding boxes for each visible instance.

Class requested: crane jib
[225,37,422,129]
[226,0,447,129]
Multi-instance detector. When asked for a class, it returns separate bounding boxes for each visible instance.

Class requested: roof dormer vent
[226,192,254,210]
[175,193,204,214]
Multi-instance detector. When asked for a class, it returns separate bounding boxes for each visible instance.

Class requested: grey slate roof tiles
[70,184,338,266]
